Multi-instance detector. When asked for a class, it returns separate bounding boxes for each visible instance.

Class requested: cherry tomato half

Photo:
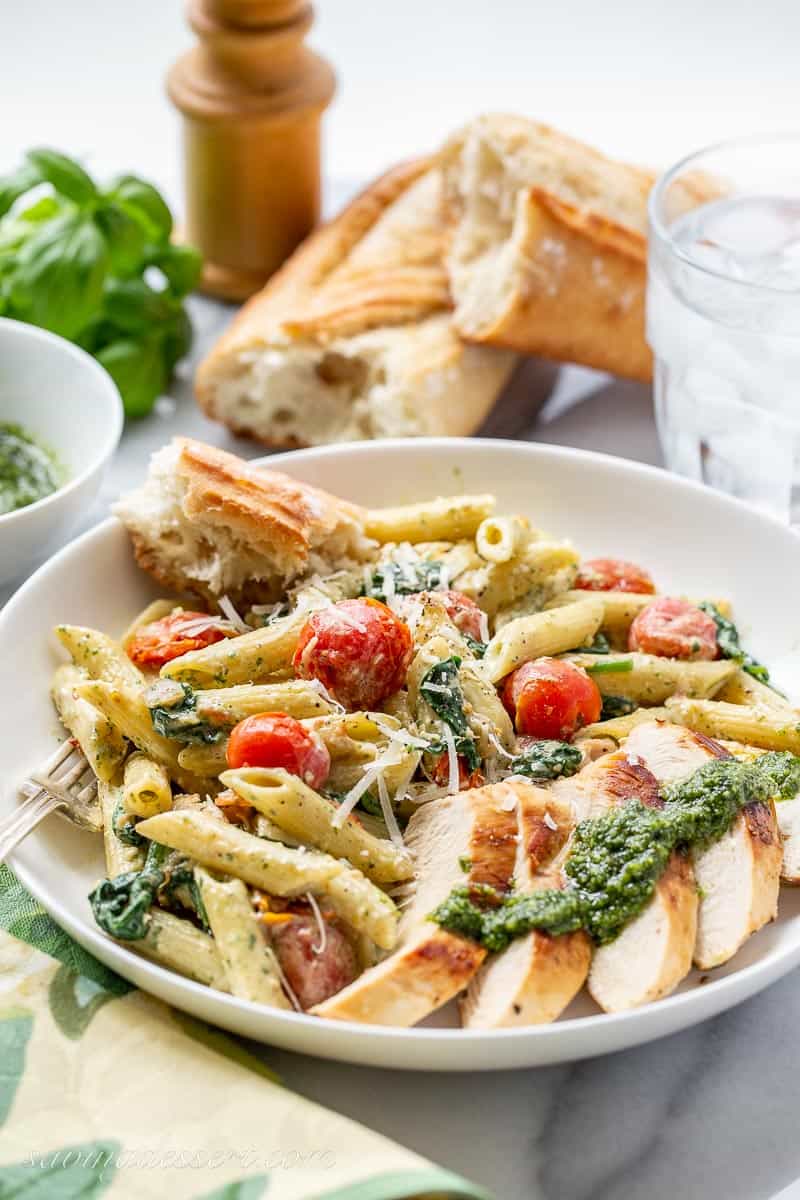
[410,589,486,642]
[502,657,602,740]
[292,597,413,710]
[628,596,718,661]
[575,558,656,594]
[127,611,236,668]
[226,712,331,789]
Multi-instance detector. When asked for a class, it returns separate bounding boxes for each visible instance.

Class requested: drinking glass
[647,135,800,522]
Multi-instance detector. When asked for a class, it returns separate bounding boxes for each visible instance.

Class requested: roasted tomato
[270,913,358,1009]
[429,751,484,791]
[502,657,602,740]
[127,611,235,668]
[575,557,656,594]
[226,713,331,789]
[292,597,413,710]
[628,597,717,661]
[409,589,485,641]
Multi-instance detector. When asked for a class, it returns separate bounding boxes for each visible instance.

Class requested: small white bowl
[0,318,123,586]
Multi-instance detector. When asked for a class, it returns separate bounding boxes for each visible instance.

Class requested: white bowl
[0,318,123,586]
[3,438,800,1072]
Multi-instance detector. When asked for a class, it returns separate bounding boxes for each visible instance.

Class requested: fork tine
[0,793,64,863]
[8,737,95,856]
[40,738,80,776]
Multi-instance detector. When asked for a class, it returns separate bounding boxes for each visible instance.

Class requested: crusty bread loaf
[195,160,516,447]
[113,438,372,602]
[440,115,656,381]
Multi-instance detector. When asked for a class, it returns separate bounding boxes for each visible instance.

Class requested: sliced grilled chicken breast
[776,791,800,883]
[461,787,591,1029]
[312,780,520,1025]
[624,721,782,969]
[554,750,698,1012]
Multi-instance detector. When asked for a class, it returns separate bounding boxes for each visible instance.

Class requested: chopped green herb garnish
[584,658,634,674]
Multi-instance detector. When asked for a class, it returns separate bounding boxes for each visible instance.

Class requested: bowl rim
[5,436,800,1070]
[0,317,124,527]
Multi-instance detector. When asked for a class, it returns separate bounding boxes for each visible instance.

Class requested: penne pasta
[665,696,800,754]
[161,597,329,688]
[123,751,173,818]
[364,494,496,543]
[135,808,399,949]
[194,867,290,1008]
[76,679,207,794]
[563,652,737,705]
[120,599,181,649]
[55,624,144,688]
[714,668,795,715]
[577,706,672,744]
[475,515,529,564]
[454,541,579,619]
[51,664,127,783]
[482,598,604,683]
[133,908,230,990]
[98,780,146,877]
[193,680,336,725]
[221,766,414,883]
[545,591,733,648]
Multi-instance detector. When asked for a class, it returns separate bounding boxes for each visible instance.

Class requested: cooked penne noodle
[563,652,737,704]
[178,741,229,776]
[475,516,529,564]
[459,659,516,752]
[194,867,290,1008]
[161,598,328,688]
[364,494,496,543]
[98,780,146,877]
[135,808,399,949]
[305,711,421,794]
[665,696,800,754]
[221,766,414,883]
[55,624,144,688]
[482,598,604,683]
[123,751,173,818]
[714,668,795,714]
[455,542,579,618]
[133,908,230,990]
[51,664,127,783]
[76,679,207,794]
[577,706,672,744]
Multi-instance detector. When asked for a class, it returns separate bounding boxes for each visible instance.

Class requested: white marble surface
[4,298,799,1200]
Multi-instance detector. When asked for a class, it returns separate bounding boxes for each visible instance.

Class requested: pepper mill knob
[168,0,336,301]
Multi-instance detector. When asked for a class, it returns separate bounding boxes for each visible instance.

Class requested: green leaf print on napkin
[194,1175,269,1199]
[0,1008,33,1128]
[48,965,116,1040]
[171,1012,282,1086]
[0,867,131,997]
[0,1139,119,1199]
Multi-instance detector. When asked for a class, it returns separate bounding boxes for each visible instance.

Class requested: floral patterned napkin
[0,866,492,1200]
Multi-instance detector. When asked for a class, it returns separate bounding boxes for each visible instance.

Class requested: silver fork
[1,739,99,864]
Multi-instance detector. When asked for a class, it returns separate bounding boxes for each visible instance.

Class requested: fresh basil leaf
[420,655,481,772]
[93,202,147,275]
[96,337,166,418]
[508,739,582,781]
[26,148,97,206]
[16,194,64,223]
[148,241,202,296]
[9,212,108,339]
[464,634,487,658]
[162,307,193,371]
[0,162,40,218]
[107,175,172,243]
[102,277,176,334]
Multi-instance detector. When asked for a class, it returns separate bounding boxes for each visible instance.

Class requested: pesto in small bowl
[0,422,64,515]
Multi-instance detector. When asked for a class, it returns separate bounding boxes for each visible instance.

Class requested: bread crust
[441,114,656,381]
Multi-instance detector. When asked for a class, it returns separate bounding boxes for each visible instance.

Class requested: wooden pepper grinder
[167,0,336,301]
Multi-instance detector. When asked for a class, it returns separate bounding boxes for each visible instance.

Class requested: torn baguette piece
[623,721,781,970]
[440,114,655,381]
[195,159,516,446]
[112,436,372,602]
[461,787,591,1029]
[312,780,522,1026]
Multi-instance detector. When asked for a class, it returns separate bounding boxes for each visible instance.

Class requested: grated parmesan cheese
[441,723,460,794]
[377,772,405,848]
[218,595,250,634]
[305,891,327,956]
[544,811,558,831]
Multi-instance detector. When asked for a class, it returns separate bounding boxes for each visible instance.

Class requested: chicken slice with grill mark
[623,721,781,970]
[460,786,592,1029]
[311,780,520,1026]
[553,749,698,1012]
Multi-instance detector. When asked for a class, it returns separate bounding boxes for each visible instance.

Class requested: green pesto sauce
[431,752,800,951]
[0,422,62,514]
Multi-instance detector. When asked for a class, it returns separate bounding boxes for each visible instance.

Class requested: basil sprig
[0,149,201,418]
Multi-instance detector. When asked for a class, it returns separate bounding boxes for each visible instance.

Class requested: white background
[3,0,800,202]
